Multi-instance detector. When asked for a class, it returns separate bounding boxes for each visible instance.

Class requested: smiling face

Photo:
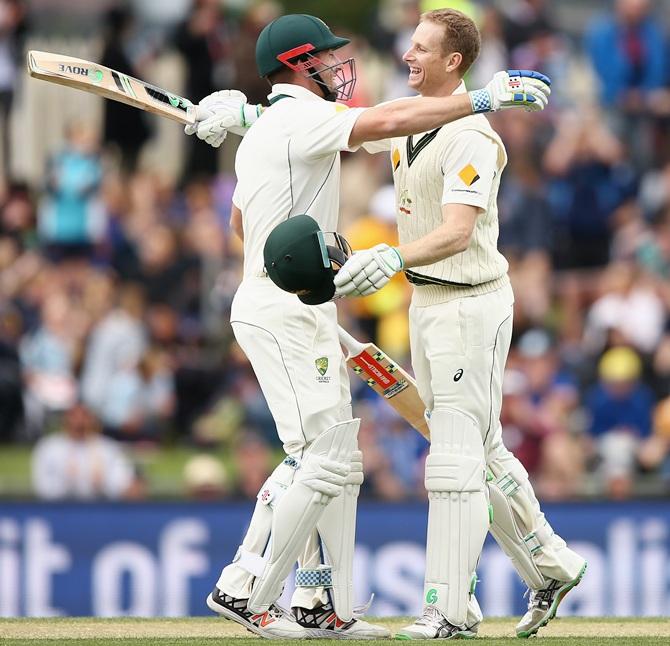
[403,20,461,97]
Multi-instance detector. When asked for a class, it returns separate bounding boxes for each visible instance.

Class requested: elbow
[455,231,472,254]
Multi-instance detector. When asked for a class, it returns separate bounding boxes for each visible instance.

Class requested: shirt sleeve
[441,130,499,210]
[361,139,392,153]
[231,182,240,209]
[291,102,368,159]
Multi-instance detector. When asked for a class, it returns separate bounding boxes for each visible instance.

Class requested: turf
[0,617,668,645]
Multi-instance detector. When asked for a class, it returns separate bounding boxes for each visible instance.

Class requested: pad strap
[295,565,333,588]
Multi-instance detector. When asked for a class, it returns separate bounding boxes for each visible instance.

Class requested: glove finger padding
[200,89,247,111]
[196,114,236,143]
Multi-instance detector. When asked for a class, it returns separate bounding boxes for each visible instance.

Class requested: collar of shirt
[267,83,327,104]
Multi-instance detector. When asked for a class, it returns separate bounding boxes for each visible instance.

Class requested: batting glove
[334,244,404,298]
[468,70,551,114]
[183,90,263,147]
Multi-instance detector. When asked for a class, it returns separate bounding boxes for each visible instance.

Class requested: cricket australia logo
[315,357,331,383]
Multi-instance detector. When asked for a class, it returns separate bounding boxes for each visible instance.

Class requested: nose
[402,48,413,63]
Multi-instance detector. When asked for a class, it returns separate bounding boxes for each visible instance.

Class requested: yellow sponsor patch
[334,104,348,112]
[392,148,401,171]
[458,163,480,186]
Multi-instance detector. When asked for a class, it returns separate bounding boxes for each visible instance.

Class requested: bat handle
[337,325,366,357]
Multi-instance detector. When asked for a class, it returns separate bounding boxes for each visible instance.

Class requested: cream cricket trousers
[230,277,352,455]
[409,280,514,449]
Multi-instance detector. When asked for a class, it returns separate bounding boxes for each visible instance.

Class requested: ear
[445,51,462,74]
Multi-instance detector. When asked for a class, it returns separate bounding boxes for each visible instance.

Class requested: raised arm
[348,70,550,147]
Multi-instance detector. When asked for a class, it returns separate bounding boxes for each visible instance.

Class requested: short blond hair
[421,8,481,76]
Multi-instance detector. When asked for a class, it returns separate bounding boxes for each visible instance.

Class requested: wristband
[469,89,492,114]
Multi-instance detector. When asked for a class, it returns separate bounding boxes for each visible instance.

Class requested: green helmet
[256,14,350,78]
[263,214,351,305]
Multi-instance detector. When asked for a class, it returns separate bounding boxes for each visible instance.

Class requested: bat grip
[337,326,366,357]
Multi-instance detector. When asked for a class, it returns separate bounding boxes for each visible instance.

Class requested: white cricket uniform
[218,84,370,612]
[387,82,584,625]
[230,83,366,456]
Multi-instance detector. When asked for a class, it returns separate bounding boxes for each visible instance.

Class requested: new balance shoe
[516,562,588,638]
[395,606,478,640]
[207,587,311,639]
[293,601,391,639]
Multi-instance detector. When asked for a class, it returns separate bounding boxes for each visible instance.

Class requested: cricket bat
[27,50,196,126]
[337,326,429,439]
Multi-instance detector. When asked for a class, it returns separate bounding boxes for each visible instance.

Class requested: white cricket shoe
[207,587,311,639]
[396,606,478,640]
[516,562,588,638]
[293,601,391,639]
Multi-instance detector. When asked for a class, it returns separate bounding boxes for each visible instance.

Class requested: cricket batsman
[332,8,588,640]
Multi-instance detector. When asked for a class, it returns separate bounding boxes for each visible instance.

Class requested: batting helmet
[255,14,356,101]
[263,214,352,305]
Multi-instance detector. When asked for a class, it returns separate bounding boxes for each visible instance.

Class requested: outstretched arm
[348,70,550,147]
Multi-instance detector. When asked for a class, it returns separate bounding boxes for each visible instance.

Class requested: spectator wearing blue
[585,346,655,498]
[585,0,667,169]
[38,122,105,261]
[585,0,666,110]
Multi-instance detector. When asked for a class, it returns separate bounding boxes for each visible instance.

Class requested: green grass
[0,617,668,645]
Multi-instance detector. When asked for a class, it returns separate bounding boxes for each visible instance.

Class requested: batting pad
[488,455,585,587]
[247,418,359,614]
[424,408,488,626]
[312,448,363,621]
[216,457,300,598]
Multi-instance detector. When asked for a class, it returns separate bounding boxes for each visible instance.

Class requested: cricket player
[333,8,587,640]
[185,12,551,640]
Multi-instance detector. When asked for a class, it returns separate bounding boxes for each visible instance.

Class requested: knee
[426,409,485,493]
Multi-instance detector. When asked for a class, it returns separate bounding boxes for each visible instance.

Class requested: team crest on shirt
[315,357,331,383]
[399,188,413,215]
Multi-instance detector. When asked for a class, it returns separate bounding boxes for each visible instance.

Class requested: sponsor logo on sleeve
[458,163,480,186]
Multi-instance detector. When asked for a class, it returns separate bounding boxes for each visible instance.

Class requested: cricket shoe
[395,606,478,640]
[516,561,588,638]
[207,587,311,639]
[293,601,391,639]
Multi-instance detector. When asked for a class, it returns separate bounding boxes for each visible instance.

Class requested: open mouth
[408,66,422,80]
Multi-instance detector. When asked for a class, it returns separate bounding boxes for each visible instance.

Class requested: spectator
[543,109,637,269]
[38,122,105,262]
[585,0,666,112]
[585,346,655,498]
[585,0,667,168]
[80,283,147,416]
[31,401,143,499]
[0,304,23,441]
[100,4,151,173]
[173,0,234,180]
[583,261,665,356]
[0,0,27,178]
[183,453,228,499]
[19,289,78,437]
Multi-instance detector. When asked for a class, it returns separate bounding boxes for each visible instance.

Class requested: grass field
[1,617,669,645]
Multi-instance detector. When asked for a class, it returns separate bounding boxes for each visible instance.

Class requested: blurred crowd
[2,0,670,502]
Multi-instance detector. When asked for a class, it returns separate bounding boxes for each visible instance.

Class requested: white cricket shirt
[232,83,366,278]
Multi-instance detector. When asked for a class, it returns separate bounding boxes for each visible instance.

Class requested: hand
[469,70,551,114]
[334,244,404,297]
[183,90,262,147]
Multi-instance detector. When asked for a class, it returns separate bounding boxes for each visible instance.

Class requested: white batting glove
[183,90,263,147]
[468,70,551,114]
[334,244,404,297]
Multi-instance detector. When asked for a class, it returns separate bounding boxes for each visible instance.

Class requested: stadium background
[1,0,670,619]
